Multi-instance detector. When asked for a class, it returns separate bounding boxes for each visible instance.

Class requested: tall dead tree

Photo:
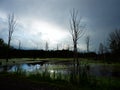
[86,36,90,53]
[45,41,49,51]
[56,44,59,50]
[99,43,104,54]
[6,13,17,61]
[69,9,85,65]
[18,40,21,50]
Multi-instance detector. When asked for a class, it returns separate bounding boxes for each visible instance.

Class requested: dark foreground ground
[0,72,120,90]
[0,73,73,90]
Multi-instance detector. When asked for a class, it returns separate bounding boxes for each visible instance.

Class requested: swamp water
[0,61,120,78]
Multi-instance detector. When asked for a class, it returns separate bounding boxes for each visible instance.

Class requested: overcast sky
[0,0,120,52]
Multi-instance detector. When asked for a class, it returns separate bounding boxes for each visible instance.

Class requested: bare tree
[0,38,4,46]
[56,44,59,50]
[67,44,70,51]
[108,29,120,53]
[99,42,108,60]
[86,36,90,53]
[45,41,49,51]
[18,40,21,50]
[7,13,17,61]
[99,43,104,54]
[69,9,85,65]
[0,38,7,48]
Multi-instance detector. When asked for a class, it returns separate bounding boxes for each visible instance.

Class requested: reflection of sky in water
[8,63,70,75]
[9,64,41,72]
[3,63,120,77]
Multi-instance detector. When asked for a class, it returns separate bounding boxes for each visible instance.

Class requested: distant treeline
[0,47,120,62]
[0,48,96,59]
[0,38,120,62]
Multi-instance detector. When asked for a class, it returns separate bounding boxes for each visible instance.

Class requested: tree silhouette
[56,44,59,50]
[7,13,17,61]
[108,29,120,53]
[0,38,4,46]
[99,43,104,55]
[18,40,21,50]
[45,41,49,51]
[0,38,7,48]
[85,35,90,53]
[69,9,85,65]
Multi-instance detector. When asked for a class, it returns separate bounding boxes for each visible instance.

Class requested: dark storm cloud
[0,0,120,51]
[1,0,120,28]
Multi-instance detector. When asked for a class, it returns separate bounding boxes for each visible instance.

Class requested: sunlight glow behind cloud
[1,0,120,51]
[31,20,69,44]
[17,18,70,49]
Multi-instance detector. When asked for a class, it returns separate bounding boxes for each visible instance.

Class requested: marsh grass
[26,63,98,88]
[1,60,119,90]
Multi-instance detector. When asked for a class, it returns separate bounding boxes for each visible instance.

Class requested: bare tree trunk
[86,36,90,53]
[69,9,85,66]
[45,41,48,51]
[74,42,78,65]
[6,36,11,62]
[6,13,17,64]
